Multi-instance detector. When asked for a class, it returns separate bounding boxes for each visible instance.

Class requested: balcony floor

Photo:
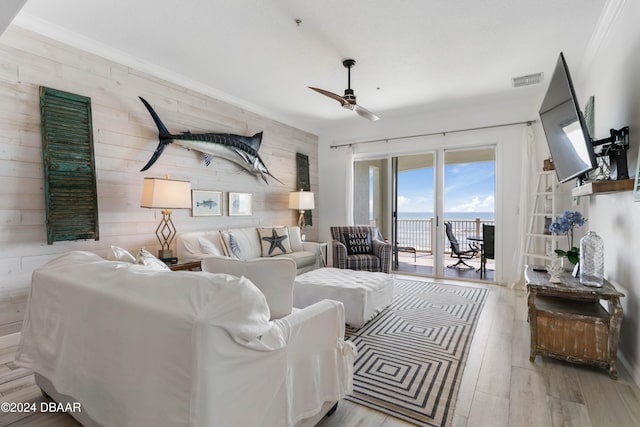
[394,251,495,282]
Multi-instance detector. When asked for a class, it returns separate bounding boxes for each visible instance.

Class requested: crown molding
[0,0,27,36]
[580,0,626,74]
[10,13,316,134]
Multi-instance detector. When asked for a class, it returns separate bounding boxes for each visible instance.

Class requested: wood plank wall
[0,26,319,334]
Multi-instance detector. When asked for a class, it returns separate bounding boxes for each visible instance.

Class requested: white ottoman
[294,268,394,328]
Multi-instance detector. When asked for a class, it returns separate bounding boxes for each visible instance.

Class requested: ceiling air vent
[512,72,544,88]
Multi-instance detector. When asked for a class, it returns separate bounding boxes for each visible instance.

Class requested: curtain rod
[329,119,537,149]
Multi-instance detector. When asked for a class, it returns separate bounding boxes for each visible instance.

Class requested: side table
[168,260,202,271]
[316,242,328,266]
[303,241,328,266]
[525,265,624,378]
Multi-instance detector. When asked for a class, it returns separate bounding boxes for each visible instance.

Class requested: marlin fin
[238,132,263,153]
[232,148,252,164]
[139,97,172,139]
[139,97,174,171]
[140,141,169,171]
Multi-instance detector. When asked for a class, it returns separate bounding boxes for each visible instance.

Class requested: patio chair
[445,222,479,269]
[480,224,495,278]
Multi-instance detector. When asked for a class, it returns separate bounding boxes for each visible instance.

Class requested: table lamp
[289,190,314,229]
[140,176,191,260]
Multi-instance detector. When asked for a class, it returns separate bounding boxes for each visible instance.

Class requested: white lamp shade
[289,191,315,210]
[140,177,191,209]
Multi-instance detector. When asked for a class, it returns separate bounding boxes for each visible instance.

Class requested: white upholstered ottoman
[293,268,394,328]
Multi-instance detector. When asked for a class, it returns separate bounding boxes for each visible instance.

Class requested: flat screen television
[539,52,597,183]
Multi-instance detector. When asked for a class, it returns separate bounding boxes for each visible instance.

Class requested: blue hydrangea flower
[548,210,586,264]
[549,211,585,235]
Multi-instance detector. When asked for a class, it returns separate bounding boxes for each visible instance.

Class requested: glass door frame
[391,151,443,275]
[434,149,445,277]
[352,143,497,280]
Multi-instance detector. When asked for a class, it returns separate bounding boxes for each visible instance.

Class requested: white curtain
[345,145,354,224]
[505,125,535,288]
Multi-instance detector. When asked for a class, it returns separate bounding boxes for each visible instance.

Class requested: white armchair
[201,255,297,320]
[201,254,354,425]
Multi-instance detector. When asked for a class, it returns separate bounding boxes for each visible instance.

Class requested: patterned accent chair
[330,225,392,273]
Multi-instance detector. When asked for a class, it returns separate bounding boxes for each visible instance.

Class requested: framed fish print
[229,192,252,216]
[192,190,222,216]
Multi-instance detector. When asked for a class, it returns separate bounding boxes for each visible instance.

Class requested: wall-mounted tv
[539,52,597,183]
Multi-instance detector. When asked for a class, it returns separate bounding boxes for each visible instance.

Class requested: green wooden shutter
[40,86,99,244]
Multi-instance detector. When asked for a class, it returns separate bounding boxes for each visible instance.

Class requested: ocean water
[396,211,494,250]
[398,212,495,221]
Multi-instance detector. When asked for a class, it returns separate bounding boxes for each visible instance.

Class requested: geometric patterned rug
[345,280,488,427]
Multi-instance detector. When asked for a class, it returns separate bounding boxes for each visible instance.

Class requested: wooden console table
[525,265,624,378]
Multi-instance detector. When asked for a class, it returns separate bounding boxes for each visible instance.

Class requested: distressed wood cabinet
[525,266,624,378]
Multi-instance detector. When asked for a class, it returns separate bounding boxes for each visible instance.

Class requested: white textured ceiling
[13,0,607,133]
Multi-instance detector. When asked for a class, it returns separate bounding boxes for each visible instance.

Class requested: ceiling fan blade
[308,87,348,107]
[354,104,380,121]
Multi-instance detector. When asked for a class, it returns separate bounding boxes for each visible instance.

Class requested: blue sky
[397,161,495,212]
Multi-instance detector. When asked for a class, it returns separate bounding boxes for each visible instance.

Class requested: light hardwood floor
[1,276,639,427]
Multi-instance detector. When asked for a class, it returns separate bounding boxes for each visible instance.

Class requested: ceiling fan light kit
[309,58,380,121]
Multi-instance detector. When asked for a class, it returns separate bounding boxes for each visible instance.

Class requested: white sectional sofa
[16,251,355,427]
[177,226,324,275]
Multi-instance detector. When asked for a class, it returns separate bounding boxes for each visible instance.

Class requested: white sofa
[15,251,355,427]
[177,226,323,274]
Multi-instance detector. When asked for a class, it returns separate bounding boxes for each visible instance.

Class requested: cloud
[450,195,495,212]
[397,195,411,207]
[397,194,433,212]
[413,196,429,204]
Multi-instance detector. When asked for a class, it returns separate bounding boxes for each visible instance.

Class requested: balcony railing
[396,218,495,254]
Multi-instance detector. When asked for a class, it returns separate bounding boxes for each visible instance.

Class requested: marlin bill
[138,97,281,184]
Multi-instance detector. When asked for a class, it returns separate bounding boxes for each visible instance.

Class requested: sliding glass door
[353,147,495,281]
[392,153,436,275]
[442,148,495,280]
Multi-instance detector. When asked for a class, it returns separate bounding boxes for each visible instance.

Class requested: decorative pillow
[343,232,372,255]
[258,227,292,257]
[221,231,243,259]
[287,226,304,252]
[136,248,171,271]
[110,245,136,263]
[198,236,223,256]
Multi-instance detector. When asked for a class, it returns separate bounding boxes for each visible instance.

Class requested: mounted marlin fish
[138,97,281,184]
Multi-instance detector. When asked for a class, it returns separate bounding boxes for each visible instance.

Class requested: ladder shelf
[524,171,563,266]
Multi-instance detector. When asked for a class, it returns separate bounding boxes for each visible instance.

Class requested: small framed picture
[229,192,252,216]
[192,190,222,216]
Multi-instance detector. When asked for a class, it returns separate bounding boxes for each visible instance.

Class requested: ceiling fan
[309,59,380,121]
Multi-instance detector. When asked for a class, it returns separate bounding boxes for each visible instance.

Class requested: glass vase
[560,256,574,272]
[580,231,604,287]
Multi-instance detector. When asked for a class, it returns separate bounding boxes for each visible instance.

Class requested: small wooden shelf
[571,179,634,197]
